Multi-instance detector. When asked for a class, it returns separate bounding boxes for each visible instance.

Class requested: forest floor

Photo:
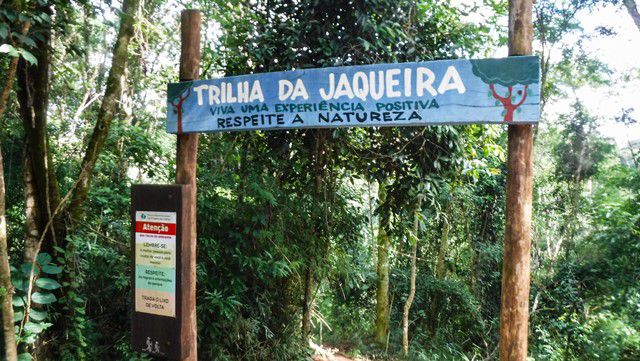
[311,342,371,361]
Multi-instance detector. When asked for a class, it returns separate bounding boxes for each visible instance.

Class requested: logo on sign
[142,336,165,356]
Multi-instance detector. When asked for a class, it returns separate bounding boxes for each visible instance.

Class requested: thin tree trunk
[429,203,451,335]
[0,17,30,117]
[402,197,422,355]
[57,0,140,353]
[0,21,25,359]
[301,129,332,339]
[436,215,450,279]
[374,180,391,346]
[66,0,140,225]
[0,147,19,361]
[623,0,640,33]
[0,22,33,348]
[302,266,314,339]
[0,57,19,117]
[368,180,377,269]
[21,156,48,358]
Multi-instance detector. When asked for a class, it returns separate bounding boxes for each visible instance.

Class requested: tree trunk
[67,0,140,225]
[301,129,332,339]
[17,24,68,353]
[402,198,422,355]
[0,56,18,116]
[0,13,30,117]
[17,0,140,354]
[623,0,640,33]
[436,216,450,279]
[374,180,391,347]
[0,57,19,118]
[0,147,19,361]
[0,20,32,360]
[302,266,314,339]
[368,180,377,269]
[429,204,451,335]
[472,195,497,295]
[16,2,65,254]
[0,19,31,358]
[22,156,41,264]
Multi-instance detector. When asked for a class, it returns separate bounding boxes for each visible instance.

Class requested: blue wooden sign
[166,56,540,133]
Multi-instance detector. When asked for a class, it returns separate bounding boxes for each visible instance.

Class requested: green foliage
[187,0,493,358]
[1,0,638,360]
[529,105,640,360]
[0,2,53,65]
[11,253,60,348]
[554,102,614,183]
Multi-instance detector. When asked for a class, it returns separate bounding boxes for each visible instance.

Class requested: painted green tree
[471,58,539,122]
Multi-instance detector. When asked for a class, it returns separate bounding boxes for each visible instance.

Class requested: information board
[135,210,177,317]
[131,184,192,360]
[167,56,540,133]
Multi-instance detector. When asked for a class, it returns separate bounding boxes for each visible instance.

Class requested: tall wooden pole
[500,1,534,360]
[177,9,200,361]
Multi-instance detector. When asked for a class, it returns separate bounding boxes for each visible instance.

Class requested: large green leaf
[0,24,8,39]
[23,322,43,334]
[41,265,62,275]
[35,278,61,290]
[18,49,38,65]
[23,333,37,344]
[12,296,25,307]
[29,309,47,322]
[13,34,36,48]
[0,43,19,57]
[36,253,52,266]
[12,277,29,291]
[20,263,37,275]
[31,292,56,305]
[17,353,32,361]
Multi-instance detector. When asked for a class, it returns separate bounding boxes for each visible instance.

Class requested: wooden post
[500,1,534,360]
[177,9,200,361]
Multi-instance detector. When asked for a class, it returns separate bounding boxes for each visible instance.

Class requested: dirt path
[313,354,355,361]
[310,341,361,361]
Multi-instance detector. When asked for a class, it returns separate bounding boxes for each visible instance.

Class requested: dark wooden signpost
[131,184,193,360]
[132,1,535,360]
